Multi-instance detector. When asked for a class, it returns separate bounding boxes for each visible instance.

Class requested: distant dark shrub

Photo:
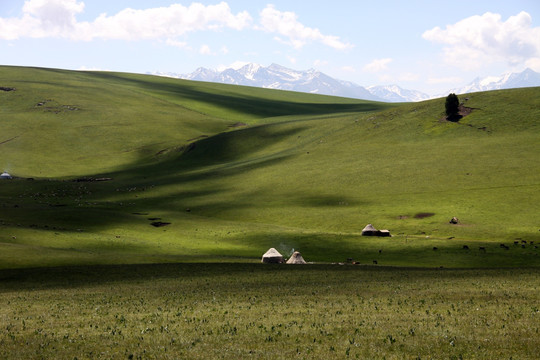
[445,93,460,118]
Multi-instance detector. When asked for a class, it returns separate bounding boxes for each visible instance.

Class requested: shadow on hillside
[1,260,532,290]
[1,121,353,232]
[89,72,390,118]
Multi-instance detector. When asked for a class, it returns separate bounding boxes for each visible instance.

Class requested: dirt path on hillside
[440,105,474,122]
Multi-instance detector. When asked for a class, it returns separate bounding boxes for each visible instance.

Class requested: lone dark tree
[445,93,460,120]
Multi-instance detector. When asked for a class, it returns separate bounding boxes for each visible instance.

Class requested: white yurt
[261,248,284,263]
[286,251,307,264]
[0,172,12,179]
[361,224,378,236]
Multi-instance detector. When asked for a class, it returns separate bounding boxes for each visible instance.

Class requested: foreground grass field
[1,264,539,359]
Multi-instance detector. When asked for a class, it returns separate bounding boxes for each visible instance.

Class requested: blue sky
[1,0,539,94]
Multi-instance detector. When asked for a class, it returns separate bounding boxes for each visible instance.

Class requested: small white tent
[261,248,284,263]
[286,251,307,264]
[0,172,12,179]
[361,224,378,236]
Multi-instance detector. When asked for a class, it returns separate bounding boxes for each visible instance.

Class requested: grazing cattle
[514,241,519,245]
[449,217,459,224]
[378,249,382,254]
[479,246,486,251]
[462,245,469,250]
[522,240,527,244]
[433,247,438,251]
[500,243,506,248]
[373,260,378,265]
[522,244,526,248]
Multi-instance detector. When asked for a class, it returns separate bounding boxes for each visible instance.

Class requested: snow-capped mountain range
[444,68,540,96]
[151,64,540,102]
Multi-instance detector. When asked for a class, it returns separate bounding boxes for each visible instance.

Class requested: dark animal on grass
[514,241,519,245]
[479,247,486,251]
[449,217,459,224]
[373,260,378,265]
[433,247,438,251]
[463,245,469,250]
[522,244,526,248]
[378,249,382,254]
[522,240,527,244]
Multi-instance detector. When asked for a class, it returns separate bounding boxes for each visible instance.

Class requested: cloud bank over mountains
[423,11,540,71]
[1,1,538,95]
[0,0,350,50]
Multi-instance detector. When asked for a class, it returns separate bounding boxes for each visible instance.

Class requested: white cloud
[0,1,252,41]
[341,65,356,73]
[216,61,250,71]
[287,56,297,64]
[0,0,84,39]
[427,76,464,85]
[199,44,212,55]
[397,72,419,82]
[423,11,540,70]
[258,5,352,50]
[165,39,189,49]
[314,59,328,67]
[525,57,540,72]
[363,58,392,72]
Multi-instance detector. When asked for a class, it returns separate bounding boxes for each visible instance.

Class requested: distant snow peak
[148,65,540,103]
[367,84,430,102]
[167,63,382,101]
[445,68,540,96]
[237,63,262,79]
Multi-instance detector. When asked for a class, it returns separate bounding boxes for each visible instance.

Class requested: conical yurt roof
[362,224,377,232]
[263,248,282,258]
[286,251,306,264]
[0,172,12,179]
[261,248,284,263]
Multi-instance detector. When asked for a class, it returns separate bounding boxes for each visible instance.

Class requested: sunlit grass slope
[0,66,539,268]
[0,66,380,177]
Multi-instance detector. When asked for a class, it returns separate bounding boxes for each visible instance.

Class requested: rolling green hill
[1,66,539,269]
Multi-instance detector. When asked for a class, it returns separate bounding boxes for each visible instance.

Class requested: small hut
[378,230,391,237]
[362,224,391,237]
[361,224,378,236]
[0,172,12,179]
[261,248,284,263]
[286,251,307,264]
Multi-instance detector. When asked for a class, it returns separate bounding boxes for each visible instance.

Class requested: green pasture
[1,66,539,269]
[1,264,539,359]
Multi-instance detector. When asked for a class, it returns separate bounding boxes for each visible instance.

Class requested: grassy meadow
[1,264,539,359]
[1,66,539,268]
[0,66,539,358]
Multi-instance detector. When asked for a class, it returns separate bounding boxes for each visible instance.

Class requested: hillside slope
[0,66,539,268]
[1,66,386,177]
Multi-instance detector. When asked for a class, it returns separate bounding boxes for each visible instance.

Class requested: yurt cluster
[261,224,391,264]
[261,248,307,264]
